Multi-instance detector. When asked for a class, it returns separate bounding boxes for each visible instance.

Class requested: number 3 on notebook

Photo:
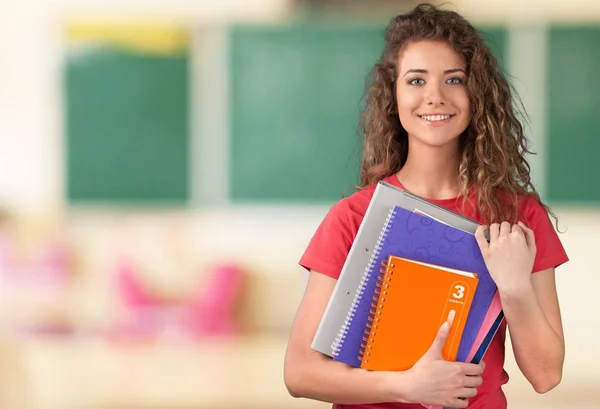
[452,285,465,299]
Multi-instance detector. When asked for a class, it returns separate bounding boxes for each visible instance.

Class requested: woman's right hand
[395,322,485,408]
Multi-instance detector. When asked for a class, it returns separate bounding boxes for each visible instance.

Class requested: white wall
[454,0,600,22]
[0,1,62,213]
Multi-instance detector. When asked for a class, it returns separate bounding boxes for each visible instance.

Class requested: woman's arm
[475,222,565,394]
[284,270,484,408]
[283,271,409,404]
[501,268,565,393]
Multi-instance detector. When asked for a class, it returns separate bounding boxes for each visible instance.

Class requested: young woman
[284,3,568,409]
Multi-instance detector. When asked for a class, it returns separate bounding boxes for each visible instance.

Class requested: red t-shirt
[299,174,569,409]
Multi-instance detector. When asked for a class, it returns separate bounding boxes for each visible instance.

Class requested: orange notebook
[360,255,478,371]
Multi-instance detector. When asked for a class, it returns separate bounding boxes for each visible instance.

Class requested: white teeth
[420,114,451,121]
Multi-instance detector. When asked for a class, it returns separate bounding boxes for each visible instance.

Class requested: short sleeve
[521,197,569,273]
[299,199,355,279]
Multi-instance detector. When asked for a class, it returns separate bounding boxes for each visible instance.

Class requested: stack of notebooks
[312,182,504,408]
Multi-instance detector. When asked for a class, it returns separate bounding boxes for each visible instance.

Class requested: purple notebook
[333,205,496,367]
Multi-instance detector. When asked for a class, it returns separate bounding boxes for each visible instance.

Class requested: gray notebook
[311,181,487,357]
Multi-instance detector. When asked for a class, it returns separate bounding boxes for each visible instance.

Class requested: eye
[408,78,425,86]
[447,77,464,85]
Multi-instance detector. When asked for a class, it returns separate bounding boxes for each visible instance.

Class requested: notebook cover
[360,256,478,371]
[471,310,504,364]
[333,205,496,367]
[466,291,503,362]
[312,182,486,358]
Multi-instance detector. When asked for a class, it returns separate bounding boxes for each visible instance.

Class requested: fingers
[510,223,523,235]
[450,397,470,408]
[489,223,500,241]
[499,221,511,236]
[457,362,484,376]
[488,221,535,242]
[458,387,479,398]
[452,382,481,407]
[474,225,488,252]
[463,374,483,388]
[444,362,483,408]
[424,321,450,359]
[518,221,537,251]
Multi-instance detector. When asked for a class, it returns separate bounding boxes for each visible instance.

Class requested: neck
[396,141,461,200]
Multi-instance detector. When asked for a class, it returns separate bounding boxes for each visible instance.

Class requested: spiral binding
[330,206,398,357]
[358,259,394,364]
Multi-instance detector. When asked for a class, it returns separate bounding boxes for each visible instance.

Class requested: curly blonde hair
[360,3,554,225]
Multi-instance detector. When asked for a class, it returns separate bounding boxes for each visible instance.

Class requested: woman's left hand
[475,221,537,295]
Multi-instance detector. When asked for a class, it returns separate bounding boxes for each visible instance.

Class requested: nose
[425,82,446,106]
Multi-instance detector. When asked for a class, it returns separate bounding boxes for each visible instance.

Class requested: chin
[411,132,462,149]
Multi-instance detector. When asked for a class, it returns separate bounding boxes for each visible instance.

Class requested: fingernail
[447,310,456,325]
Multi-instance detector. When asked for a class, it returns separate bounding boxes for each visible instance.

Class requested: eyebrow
[403,68,466,77]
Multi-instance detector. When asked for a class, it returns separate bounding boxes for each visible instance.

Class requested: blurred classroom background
[0,0,598,408]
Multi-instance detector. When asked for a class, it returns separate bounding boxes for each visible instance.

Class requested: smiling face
[396,40,471,150]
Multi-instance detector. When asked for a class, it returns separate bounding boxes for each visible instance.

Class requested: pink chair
[110,260,167,341]
[110,260,246,341]
[184,263,245,337]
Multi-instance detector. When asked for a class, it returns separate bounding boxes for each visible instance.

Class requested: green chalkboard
[479,27,507,72]
[230,24,384,202]
[229,23,507,203]
[547,26,600,203]
[66,48,189,203]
